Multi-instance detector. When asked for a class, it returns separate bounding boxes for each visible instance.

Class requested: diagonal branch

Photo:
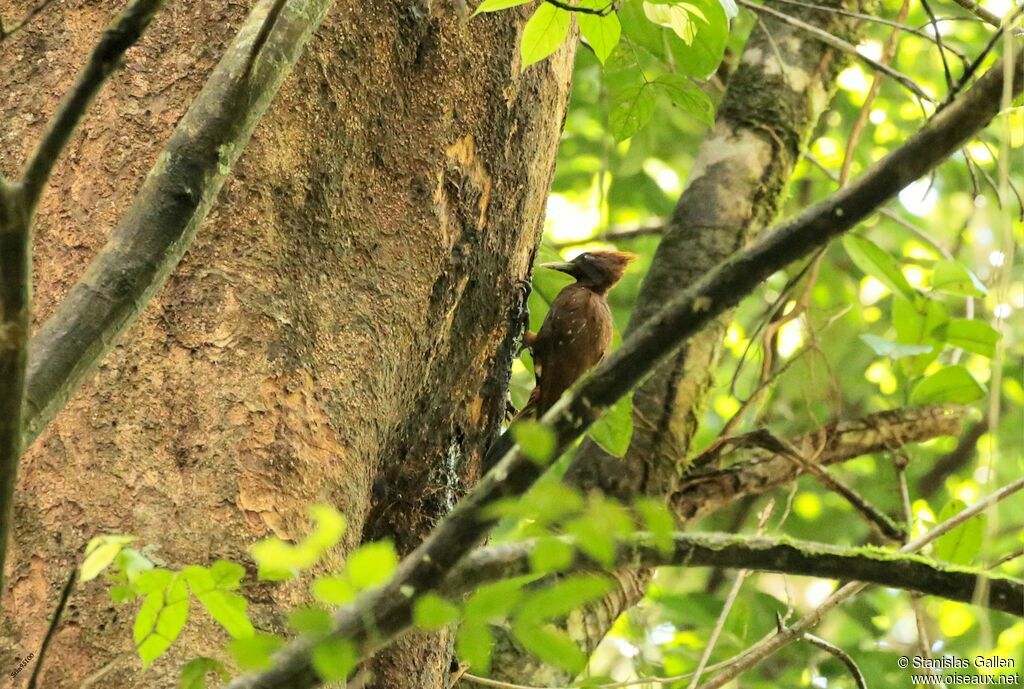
[449,532,1024,616]
[22,0,336,447]
[223,41,1023,689]
[20,0,164,215]
[673,406,967,522]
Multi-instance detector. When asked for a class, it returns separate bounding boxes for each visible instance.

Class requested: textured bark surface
[0,2,574,688]
[493,1,863,683]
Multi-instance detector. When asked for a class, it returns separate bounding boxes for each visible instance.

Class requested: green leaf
[312,639,358,682]
[909,365,986,405]
[530,537,575,573]
[665,0,728,78]
[229,633,283,671]
[893,296,947,376]
[843,235,916,302]
[588,392,633,457]
[347,540,399,590]
[859,334,933,359]
[312,575,356,606]
[934,499,985,565]
[465,579,527,621]
[210,560,246,590]
[413,593,461,631]
[931,260,987,297]
[521,3,571,70]
[513,420,558,463]
[179,657,228,689]
[609,84,656,141]
[517,575,613,622]
[115,548,155,584]
[654,75,714,126]
[473,0,531,14]
[134,567,175,595]
[634,497,676,555]
[195,590,254,639]
[457,620,494,673]
[134,575,189,666]
[81,535,136,582]
[511,619,587,674]
[578,2,621,64]
[288,606,333,635]
[250,504,346,580]
[933,319,1002,358]
[566,497,633,565]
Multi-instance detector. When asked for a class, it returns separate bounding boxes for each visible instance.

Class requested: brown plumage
[524,250,637,416]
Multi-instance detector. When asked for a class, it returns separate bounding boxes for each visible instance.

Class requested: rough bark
[497,0,864,681]
[0,3,574,689]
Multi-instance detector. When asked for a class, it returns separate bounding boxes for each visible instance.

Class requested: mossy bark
[0,1,574,688]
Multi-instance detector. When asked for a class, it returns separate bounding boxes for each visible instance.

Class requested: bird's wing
[531,286,613,413]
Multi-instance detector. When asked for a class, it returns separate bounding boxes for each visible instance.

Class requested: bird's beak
[540,261,576,275]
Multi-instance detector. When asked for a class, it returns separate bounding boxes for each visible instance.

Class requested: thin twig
[27,568,77,689]
[0,0,60,41]
[948,0,1002,27]
[737,0,935,102]
[768,0,969,63]
[800,631,868,689]
[20,0,165,214]
[544,0,617,15]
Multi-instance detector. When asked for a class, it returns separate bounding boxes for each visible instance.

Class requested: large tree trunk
[0,1,574,688]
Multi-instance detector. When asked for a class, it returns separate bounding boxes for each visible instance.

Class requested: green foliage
[250,504,347,580]
[413,593,461,631]
[587,391,634,456]
[311,638,358,682]
[513,419,559,463]
[843,234,917,302]
[933,499,985,565]
[179,658,229,689]
[521,3,572,69]
[909,365,986,405]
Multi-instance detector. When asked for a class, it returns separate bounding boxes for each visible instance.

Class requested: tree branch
[673,406,968,522]
[22,0,336,447]
[696,475,1024,689]
[448,533,1024,616]
[0,180,30,604]
[223,41,1022,689]
[20,0,164,215]
[948,0,1002,27]
[737,0,935,102]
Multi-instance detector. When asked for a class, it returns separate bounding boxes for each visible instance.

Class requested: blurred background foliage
[506,0,1024,684]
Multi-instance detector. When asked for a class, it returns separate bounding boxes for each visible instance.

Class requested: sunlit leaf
[909,365,985,405]
[578,0,621,65]
[347,540,399,590]
[513,419,558,463]
[609,84,656,141]
[843,235,916,302]
[587,392,634,457]
[179,657,228,689]
[413,593,461,631]
[859,334,933,359]
[521,3,571,70]
[933,318,1001,358]
[473,0,531,14]
[312,638,358,682]
[934,499,985,565]
[931,260,987,297]
[81,535,136,582]
[229,633,283,671]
